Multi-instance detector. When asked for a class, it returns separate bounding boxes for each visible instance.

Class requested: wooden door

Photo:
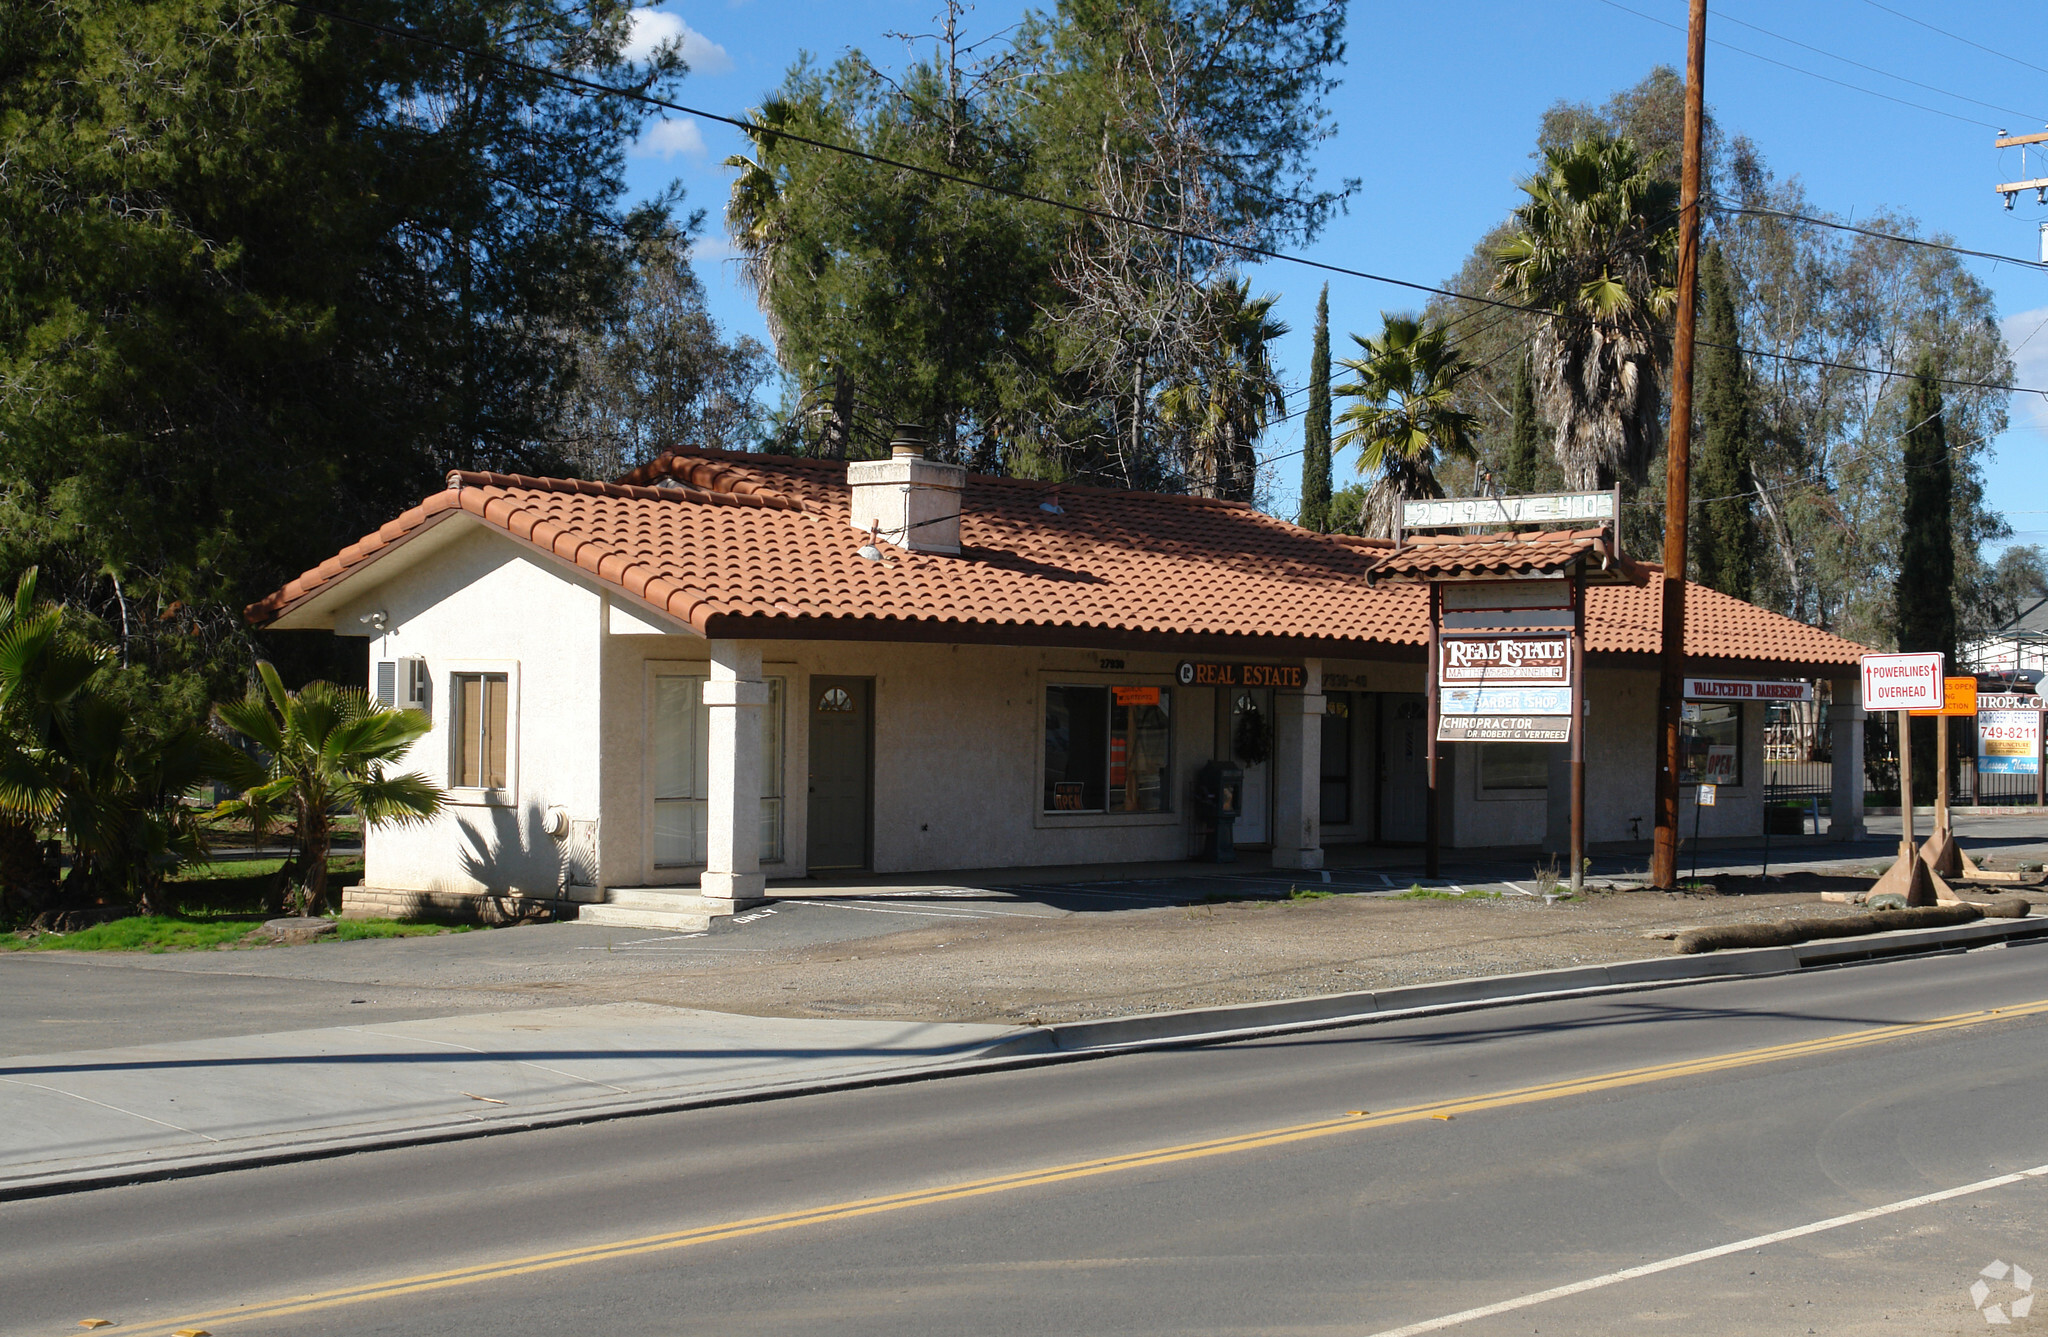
[1379,693,1428,843]
[807,677,873,871]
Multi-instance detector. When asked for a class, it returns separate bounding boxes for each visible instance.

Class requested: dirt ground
[586,870,2013,1026]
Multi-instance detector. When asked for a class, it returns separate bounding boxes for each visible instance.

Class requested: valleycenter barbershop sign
[1437,635,1571,686]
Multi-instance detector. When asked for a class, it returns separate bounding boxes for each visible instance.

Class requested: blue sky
[615,0,2048,547]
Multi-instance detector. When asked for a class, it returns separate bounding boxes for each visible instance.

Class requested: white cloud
[2003,305,2048,432]
[624,8,732,74]
[634,116,708,160]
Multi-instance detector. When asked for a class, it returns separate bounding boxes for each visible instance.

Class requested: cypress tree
[1299,285,1333,529]
[1693,244,1757,600]
[1896,357,1956,662]
[1896,356,1956,800]
[1504,352,1543,494]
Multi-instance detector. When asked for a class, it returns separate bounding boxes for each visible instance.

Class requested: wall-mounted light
[359,610,389,632]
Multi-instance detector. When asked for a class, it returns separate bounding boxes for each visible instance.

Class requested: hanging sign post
[1426,579,1585,889]
[1859,652,1947,904]
[1908,676,1977,874]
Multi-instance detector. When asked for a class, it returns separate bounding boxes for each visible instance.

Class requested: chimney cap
[889,423,929,458]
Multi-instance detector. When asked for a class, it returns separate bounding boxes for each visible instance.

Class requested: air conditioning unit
[375,658,430,713]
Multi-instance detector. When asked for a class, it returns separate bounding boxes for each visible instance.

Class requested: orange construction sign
[1910,676,1979,718]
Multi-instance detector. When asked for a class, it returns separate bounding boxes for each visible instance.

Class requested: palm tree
[1493,135,1678,490]
[1333,314,1481,537]
[0,569,235,920]
[724,99,799,349]
[1156,276,1289,500]
[214,664,444,918]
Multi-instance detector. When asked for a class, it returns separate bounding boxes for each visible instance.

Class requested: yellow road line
[114,996,2048,1336]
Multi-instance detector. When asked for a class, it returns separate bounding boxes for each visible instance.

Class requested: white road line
[1500,881,1537,897]
[1364,1162,2048,1336]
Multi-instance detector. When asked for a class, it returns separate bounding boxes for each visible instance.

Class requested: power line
[1592,0,2002,129]
[1708,7,2048,124]
[1858,0,2048,81]
[1712,201,2048,271]
[278,0,2048,406]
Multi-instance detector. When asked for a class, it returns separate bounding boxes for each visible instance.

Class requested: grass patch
[171,854,364,883]
[6,912,477,951]
[1393,886,1501,901]
[331,919,472,941]
[1287,887,1333,901]
[5,915,258,953]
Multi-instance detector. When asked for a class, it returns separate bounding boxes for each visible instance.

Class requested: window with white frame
[651,673,785,866]
[450,672,509,791]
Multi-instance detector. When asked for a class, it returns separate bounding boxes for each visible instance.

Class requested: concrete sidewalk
[0,1003,1036,1198]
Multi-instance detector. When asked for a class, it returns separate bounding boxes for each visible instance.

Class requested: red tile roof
[248,450,1871,672]
[1368,527,1647,585]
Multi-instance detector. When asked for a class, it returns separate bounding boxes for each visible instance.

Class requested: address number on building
[1175,661,1306,688]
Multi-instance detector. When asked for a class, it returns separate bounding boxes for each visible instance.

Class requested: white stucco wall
[340,524,607,900]
[597,638,1233,879]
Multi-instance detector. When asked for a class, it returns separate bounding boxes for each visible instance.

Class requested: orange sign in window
[1112,687,1161,706]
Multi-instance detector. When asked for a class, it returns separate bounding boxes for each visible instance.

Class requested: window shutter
[375,660,397,708]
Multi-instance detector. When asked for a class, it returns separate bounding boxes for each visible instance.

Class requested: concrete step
[603,888,729,913]
[576,903,715,932]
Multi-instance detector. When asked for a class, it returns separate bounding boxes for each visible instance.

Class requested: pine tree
[1896,357,1956,662]
[1300,285,1333,528]
[1503,353,1543,494]
[1693,243,1757,600]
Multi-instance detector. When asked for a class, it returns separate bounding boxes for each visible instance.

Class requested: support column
[1272,659,1326,871]
[701,640,769,906]
[1828,676,1866,841]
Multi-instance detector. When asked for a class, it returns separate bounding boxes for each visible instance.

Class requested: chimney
[847,424,966,554]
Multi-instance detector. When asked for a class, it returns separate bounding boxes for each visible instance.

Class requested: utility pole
[1652,0,1707,889]
[1994,128,2048,215]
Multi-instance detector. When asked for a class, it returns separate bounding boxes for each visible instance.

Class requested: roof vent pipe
[849,423,965,555]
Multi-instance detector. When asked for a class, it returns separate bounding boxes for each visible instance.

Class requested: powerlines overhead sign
[1860,652,1944,711]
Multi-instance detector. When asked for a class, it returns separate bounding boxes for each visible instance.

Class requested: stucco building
[251,445,1873,928]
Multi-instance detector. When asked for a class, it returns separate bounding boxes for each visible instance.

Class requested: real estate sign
[1437,634,1571,686]
[1860,652,1944,711]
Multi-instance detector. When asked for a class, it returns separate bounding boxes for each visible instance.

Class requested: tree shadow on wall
[454,801,567,923]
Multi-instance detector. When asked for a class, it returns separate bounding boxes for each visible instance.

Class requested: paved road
[9,945,2048,1336]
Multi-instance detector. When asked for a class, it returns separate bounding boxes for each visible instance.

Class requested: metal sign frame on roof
[1397,487,1623,544]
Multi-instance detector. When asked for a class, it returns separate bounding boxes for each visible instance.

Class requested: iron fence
[1862,714,2044,808]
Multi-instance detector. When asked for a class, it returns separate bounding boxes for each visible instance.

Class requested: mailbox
[1196,760,1244,863]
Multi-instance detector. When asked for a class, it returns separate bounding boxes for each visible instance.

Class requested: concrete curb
[7,912,2046,1202]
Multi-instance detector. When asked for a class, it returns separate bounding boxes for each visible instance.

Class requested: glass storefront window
[1045,685,1172,813]
[1479,742,1551,791]
[1680,702,1742,786]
